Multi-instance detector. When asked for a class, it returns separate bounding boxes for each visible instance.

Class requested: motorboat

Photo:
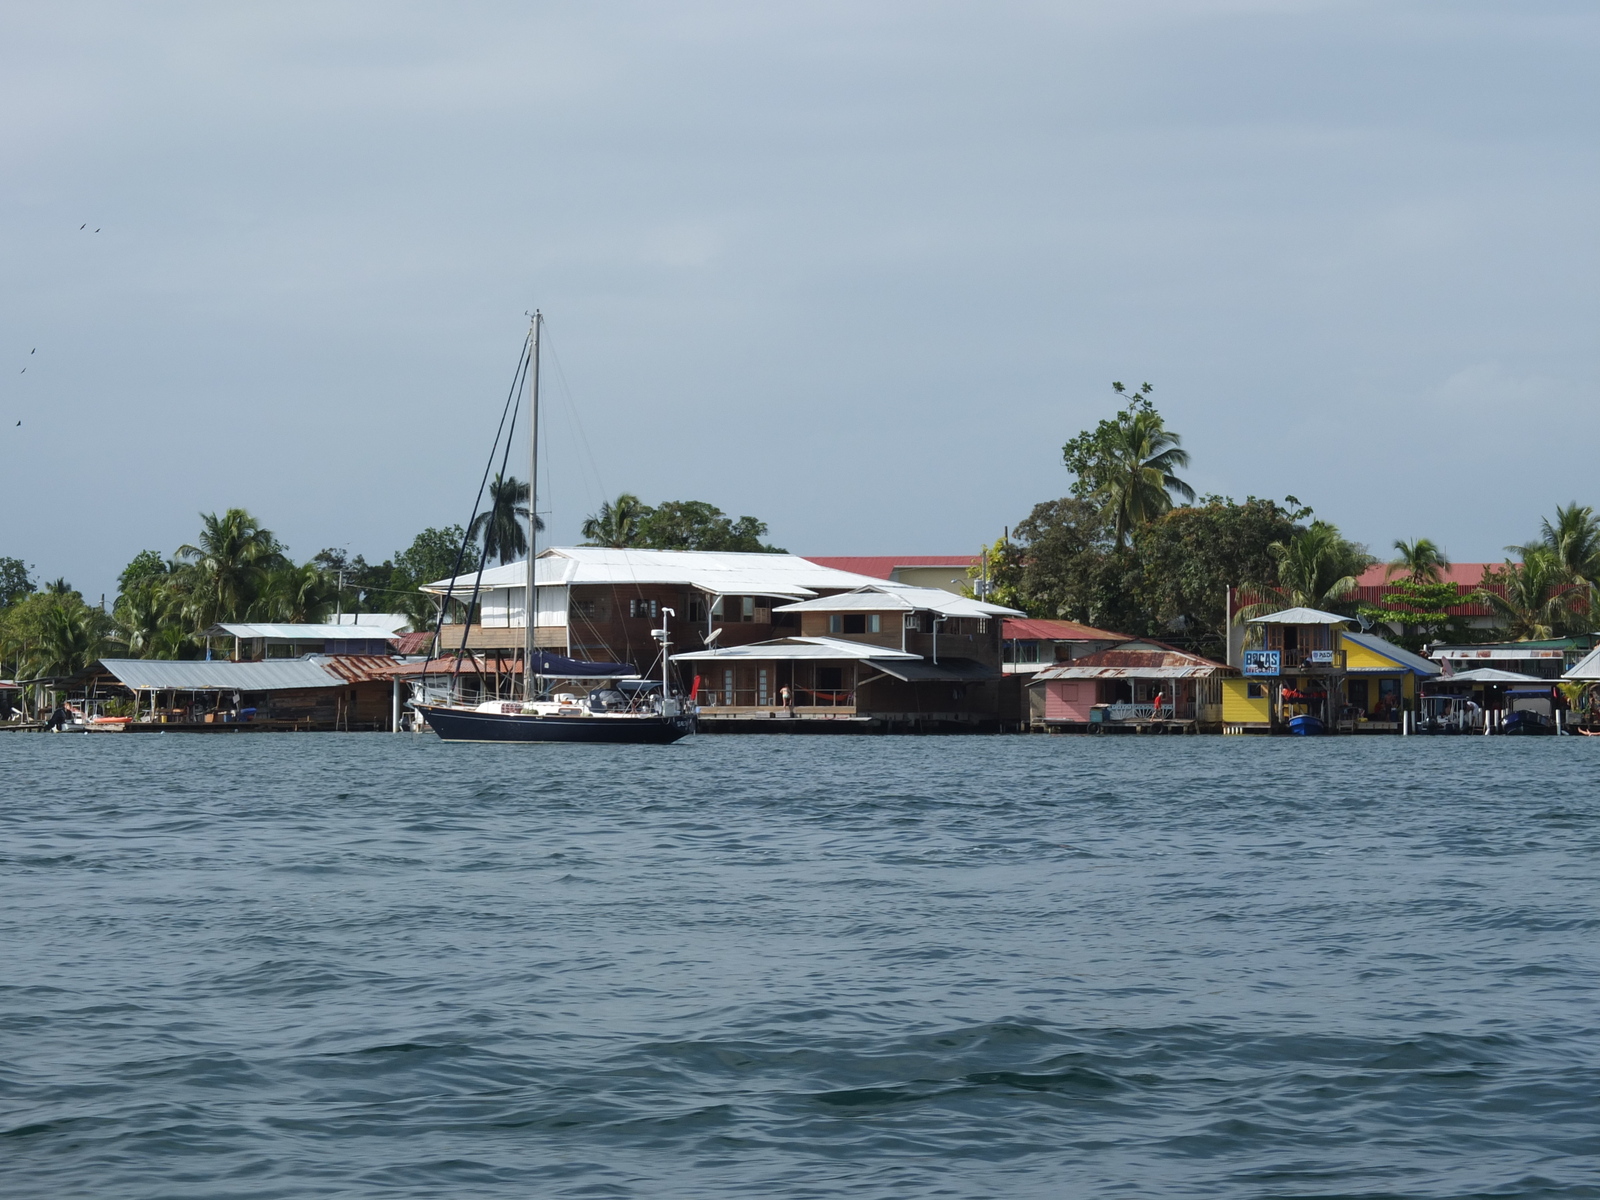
[1416,693,1477,734]
[1287,713,1325,736]
[1502,688,1557,736]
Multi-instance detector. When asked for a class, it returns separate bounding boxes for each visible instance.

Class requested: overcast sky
[2,1,1595,599]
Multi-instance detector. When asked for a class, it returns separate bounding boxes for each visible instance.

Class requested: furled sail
[530,651,634,678]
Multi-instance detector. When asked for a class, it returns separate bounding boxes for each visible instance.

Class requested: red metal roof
[803,555,979,579]
[1241,577,1502,619]
[1003,618,1129,642]
[1355,563,1496,588]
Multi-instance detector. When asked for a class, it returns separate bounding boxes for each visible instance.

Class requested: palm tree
[468,474,541,565]
[25,595,114,678]
[146,624,196,660]
[1237,521,1373,619]
[1536,503,1600,585]
[115,578,178,658]
[1387,538,1450,583]
[581,492,648,548]
[1474,548,1573,641]
[253,563,338,624]
[1097,407,1194,549]
[175,509,285,627]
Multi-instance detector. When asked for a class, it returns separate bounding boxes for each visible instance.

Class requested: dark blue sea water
[2,734,1598,1198]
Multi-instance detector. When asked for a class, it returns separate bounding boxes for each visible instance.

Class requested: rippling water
[3,733,1598,1198]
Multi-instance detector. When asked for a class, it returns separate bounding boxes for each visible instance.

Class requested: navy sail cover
[531,651,635,678]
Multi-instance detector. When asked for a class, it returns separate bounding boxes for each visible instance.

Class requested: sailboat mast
[524,311,541,701]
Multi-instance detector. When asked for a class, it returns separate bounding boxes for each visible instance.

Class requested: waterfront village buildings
[422,548,1023,731]
[26,550,1600,735]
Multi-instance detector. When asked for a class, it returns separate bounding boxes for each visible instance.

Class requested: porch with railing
[1103,701,1198,722]
[695,685,856,714]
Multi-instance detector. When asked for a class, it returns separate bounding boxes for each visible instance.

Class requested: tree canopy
[1062,385,1193,549]
[582,495,784,552]
[0,557,36,608]
[985,493,1307,658]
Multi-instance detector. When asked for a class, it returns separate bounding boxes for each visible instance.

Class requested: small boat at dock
[1287,713,1325,736]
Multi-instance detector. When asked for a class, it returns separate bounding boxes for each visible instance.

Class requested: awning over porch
[866,657,998,683]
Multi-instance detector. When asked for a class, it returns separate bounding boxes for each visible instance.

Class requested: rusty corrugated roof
[1034,644,1230,681]
[312,655,407,683]
[391,630,435,655]
[377,655,525,678]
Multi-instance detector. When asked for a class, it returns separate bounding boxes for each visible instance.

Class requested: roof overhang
[1248,608,1349,625]
[209,623,399,641]
[1345,667,1435,676]
[88,658,348,692]
[867,658,999,683]
[1435,647,1569,660]
[1431,668,1544,684]
[673,636,919,663]
[774,584,1020,619]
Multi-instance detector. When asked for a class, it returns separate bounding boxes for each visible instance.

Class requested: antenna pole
[524,312,541,701]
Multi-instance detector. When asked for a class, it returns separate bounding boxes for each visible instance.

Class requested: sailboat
[411,314,695,745]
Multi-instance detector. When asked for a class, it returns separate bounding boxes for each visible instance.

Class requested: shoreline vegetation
[5,383,1598,689]
[0,490,782,686]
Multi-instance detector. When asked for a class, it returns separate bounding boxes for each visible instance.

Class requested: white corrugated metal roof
[1563,646,1600,680]
[672,636,919,663]
[1440,667,1545,684]
[211,623,401,641]
[1248,607,1350,625]
[773,584,1021,619]
[1435,646,1568,660]
[95,659,344,692]
[329,613,411,633]
[424,547,891,599]
[775,589,917,612]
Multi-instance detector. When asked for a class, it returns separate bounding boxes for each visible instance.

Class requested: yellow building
[1221,607,1440,734]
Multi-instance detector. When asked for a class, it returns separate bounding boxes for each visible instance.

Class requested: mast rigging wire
[427,333,531,687]
[449,346,528,694]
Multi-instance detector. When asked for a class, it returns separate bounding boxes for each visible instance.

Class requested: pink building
[1030,640,1233,733]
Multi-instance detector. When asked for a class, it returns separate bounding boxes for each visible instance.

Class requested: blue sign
[1243,650,1281,677]
[1308,649,1334,664]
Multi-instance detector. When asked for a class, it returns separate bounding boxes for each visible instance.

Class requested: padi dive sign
[1242,650,1281,676]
